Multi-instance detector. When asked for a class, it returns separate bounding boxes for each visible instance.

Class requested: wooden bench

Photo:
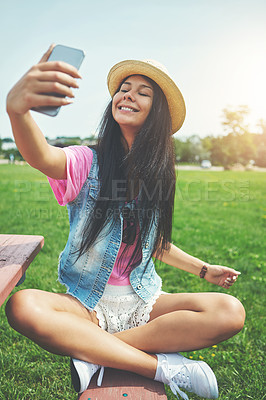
[78,367,167,400]
[0,234,44,306]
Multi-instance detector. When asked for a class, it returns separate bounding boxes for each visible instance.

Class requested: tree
[209,136,232,167]
[214,106,256,167]
[221,105,250,135]
[174,138,193,163]
[174,135,210,163]
[255,145,266,167]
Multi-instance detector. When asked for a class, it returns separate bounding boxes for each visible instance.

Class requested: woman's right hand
[6,44,82,116]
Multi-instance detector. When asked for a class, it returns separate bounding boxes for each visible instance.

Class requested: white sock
[154,353,167,383]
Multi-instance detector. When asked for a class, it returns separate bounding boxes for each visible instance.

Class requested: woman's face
[112,75,154,137]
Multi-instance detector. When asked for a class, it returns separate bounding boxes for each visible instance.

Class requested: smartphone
[32,44,85,117]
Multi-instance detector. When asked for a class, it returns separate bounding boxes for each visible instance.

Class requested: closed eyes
[120,89,150,97]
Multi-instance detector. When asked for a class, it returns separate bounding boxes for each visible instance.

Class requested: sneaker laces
[161,359,191,400]
[97,366,105,386]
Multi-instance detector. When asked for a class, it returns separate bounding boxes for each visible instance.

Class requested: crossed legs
[5,289,245,380]
[115,292,245,353]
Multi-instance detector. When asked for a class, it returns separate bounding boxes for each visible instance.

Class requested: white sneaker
[70,358,105,393]
[155,353,219,399]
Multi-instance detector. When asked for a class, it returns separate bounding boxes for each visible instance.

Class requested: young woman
[5,45,245,400]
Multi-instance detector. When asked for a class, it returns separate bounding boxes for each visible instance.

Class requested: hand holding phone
[6,45,85,117]
[32,44,85,116]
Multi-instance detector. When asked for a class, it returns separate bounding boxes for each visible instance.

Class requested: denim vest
[58,149,162,311]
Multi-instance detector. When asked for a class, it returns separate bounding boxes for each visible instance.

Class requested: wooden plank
[78,368,167,400]
[0,234,44,306]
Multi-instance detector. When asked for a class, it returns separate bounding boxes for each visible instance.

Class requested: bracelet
[200,264,208,279]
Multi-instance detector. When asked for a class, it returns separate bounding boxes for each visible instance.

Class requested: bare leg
[5,289,157,379]
[6,289,245,379]
[114,292,245,353]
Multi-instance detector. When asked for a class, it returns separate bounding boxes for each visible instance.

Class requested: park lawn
[0,164,265,400]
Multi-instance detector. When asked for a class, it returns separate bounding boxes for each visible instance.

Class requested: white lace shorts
[94,284,163,334]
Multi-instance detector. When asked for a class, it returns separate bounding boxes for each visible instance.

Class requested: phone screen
[32,45,85,117]
[48,45,85,70]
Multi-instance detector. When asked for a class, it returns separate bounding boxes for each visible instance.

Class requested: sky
[0,0,265,141]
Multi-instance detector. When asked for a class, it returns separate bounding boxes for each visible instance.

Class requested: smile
[118,106,138,112]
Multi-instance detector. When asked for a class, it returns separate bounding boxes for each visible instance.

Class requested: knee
[215,294,245,339]
[5,289,42,336]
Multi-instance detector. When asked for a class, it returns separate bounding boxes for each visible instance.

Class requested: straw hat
[107,59,186,134]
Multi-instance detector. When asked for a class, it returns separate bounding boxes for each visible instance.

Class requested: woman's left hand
[204,264,241,289]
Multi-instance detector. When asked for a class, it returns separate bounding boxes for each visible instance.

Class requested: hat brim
[107,60,186,134]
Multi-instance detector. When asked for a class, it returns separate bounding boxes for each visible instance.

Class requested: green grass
[0,164,265,400]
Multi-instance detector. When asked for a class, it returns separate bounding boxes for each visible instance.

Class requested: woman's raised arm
[6,45,81,179]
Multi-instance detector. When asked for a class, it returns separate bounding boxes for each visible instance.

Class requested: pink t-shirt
[47,145,142,285]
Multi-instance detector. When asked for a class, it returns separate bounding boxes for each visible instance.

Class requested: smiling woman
[5,50,245,400]
[112,75,154,147]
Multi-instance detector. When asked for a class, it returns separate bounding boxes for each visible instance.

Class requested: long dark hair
[77,75,176,272]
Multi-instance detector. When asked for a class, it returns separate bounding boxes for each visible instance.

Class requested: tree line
[174,106,266,168]
[1,106,265,167]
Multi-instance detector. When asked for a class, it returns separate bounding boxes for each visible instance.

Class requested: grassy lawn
[0,164,265,400]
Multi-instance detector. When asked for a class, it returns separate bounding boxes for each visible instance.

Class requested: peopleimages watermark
[15,207,67,220]
[94,206,158,220]
[175,180,251,202]
[14,178,251,204]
